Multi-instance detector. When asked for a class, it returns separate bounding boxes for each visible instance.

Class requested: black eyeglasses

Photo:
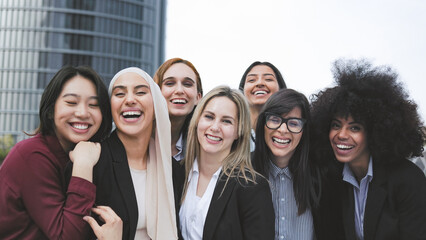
[265,112,306,133]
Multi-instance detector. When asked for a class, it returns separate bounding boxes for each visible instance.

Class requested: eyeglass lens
[266,114,304,133]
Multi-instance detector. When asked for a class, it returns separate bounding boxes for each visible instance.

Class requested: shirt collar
[343,156,374,186]
[173,134,184,161]
[188,158,222,182]
[269,159,292,179]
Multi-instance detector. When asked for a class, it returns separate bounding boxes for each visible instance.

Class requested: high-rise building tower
[0,0,166,141]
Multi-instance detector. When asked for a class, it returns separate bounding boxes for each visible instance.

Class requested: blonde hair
[182,86,257,200]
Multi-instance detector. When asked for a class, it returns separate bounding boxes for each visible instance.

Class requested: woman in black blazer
[179,86,275,240]
[92,67,178,240]
[310,59,426,240]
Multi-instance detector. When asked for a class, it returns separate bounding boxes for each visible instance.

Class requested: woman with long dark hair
[252,88,318,240]
[238,61,286,151]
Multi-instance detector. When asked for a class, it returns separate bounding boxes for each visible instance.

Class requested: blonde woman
[179,86,274,240]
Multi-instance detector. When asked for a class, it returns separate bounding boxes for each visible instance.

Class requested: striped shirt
[268,161,314,240]
[342,157,373,240]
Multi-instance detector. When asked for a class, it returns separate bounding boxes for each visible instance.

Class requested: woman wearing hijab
[92,67,177,239]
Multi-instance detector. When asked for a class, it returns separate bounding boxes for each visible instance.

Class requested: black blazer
[93,130,182,240]
[189,171,275,240]
[340,159,426,240]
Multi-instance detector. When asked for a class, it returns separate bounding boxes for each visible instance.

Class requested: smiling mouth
[272,137,290,144]
[254,90,267,96]
[206,134,221,141]
[171,99,187,104]
[122,111,142,119]
[71,123,89,130]
[336,144,354,150]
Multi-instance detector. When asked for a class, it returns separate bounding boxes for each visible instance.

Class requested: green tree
[0,134,14,165]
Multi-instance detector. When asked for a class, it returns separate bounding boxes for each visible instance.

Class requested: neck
[249,105,261,130]
[198,151,225,177]
[117,131,150,170]
[348,155,371,183]
[170,115,186,155]
[272,153,293,169]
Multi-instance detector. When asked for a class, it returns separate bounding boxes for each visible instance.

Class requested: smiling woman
[91,67,179,240]
[238,61,287,151]
[179,86,274,240]
[0,66,112,239]
[310,59,426,240]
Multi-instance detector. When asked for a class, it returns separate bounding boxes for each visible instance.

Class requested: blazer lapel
[363,164,387,240]
[109,132,139,238]
[203,173,237,240]
[341,181,357,240]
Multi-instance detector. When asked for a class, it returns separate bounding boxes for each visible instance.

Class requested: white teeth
[206,135,221,141]
[172,99,187,104]
[337,144,353,150]
[254,90,267,95]
[122,111,141,116]
[72,123,89,130]
[272,137,290,144]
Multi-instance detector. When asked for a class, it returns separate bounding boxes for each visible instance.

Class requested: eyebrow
[163,76,195,83]
[62,93,98,100]
[112,84,150,91]
[332,118,360,125]
[247,73,276,78]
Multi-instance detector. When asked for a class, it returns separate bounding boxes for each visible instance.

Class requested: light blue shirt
[268,161,314,240]
[342,157,373,240]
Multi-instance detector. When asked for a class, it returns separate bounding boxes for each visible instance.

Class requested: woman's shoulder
[234,169,269,188]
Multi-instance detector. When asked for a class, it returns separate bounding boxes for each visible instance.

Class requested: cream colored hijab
[109,67,177,240]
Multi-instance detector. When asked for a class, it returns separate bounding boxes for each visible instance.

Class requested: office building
[0,0,166,141]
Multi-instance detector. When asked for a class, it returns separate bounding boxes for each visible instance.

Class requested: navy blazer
[340,159,426,240]
[190,171,275,240]
[93,131,182,240]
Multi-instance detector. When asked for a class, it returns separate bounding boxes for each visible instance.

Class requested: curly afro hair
[310,59,424,166]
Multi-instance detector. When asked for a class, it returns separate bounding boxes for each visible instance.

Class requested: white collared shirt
[179,160,221,240]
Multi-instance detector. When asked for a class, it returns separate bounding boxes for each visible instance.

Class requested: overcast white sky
[165,0,426,122]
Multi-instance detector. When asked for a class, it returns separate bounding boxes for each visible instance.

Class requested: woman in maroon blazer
[0,66,112,239]
[310,59,426,240]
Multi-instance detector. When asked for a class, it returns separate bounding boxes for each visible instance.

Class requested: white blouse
[179,160,221,240]
[129,167,150,240]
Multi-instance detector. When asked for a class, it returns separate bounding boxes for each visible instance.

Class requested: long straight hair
[252,88,318,214]
[182,86,255,201]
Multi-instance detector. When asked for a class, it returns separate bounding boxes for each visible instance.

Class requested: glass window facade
[0,0,166,141]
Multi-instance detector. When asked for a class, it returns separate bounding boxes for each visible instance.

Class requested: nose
[175,82,184,94]
[337,128,349,140]
[255,78,265,87]
[125,92,136,105]
[277,122,289,134]
[210,119,220,132]
[75,103,89,118]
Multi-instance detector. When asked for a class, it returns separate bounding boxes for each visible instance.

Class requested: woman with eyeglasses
[252,88,319,240]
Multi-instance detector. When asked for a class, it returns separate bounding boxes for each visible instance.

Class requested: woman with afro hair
[310,59,426,240]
